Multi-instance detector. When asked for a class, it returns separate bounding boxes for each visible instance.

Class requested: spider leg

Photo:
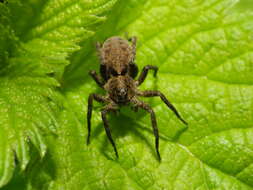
[124,32,130,40]
[101,104,119,158]
[137,90,187,125]
[130,36,137,58]
[131,98,160,161]
[87,94,107,145]
[96,42,102,56]
[137,65,158,86]
[125,34,137,61]
[96,41,109,81]
[96,41,105,65]
[123,35,139,78]
[129,36,137,65]
[89,70,105,88]
[129,63,139,79]
[124,33,136,44]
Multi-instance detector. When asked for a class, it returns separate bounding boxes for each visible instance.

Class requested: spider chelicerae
[87,36,187,160]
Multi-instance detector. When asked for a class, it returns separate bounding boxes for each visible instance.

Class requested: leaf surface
[24,0,253,189]
[1,0,253,189]
[0,0,116,187]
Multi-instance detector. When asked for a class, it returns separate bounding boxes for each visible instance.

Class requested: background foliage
[0,0,253,189]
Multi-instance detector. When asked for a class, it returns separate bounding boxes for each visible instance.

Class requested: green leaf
[1,0,253,189]
[0,0,116,188]
[7,0,117,77]
[0,3,18,70]
[29,0,253,189]
[0,75,59,187]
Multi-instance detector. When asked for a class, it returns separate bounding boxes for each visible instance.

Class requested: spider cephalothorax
[87,36,187,160]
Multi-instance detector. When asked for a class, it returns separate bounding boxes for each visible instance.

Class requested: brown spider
[87,36,187,160]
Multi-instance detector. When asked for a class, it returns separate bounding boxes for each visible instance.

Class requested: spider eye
[111,68,118,76]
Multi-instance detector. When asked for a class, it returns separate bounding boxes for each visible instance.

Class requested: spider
[87,36,187,160]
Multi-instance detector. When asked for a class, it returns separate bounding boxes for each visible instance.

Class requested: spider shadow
[90,109,161,161]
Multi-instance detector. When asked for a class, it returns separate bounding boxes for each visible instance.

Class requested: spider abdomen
[100,37,134,78]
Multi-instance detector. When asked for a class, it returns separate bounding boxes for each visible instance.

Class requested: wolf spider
[87,36,187,160]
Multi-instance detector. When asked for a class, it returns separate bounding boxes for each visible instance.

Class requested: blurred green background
[236,0,253,10]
